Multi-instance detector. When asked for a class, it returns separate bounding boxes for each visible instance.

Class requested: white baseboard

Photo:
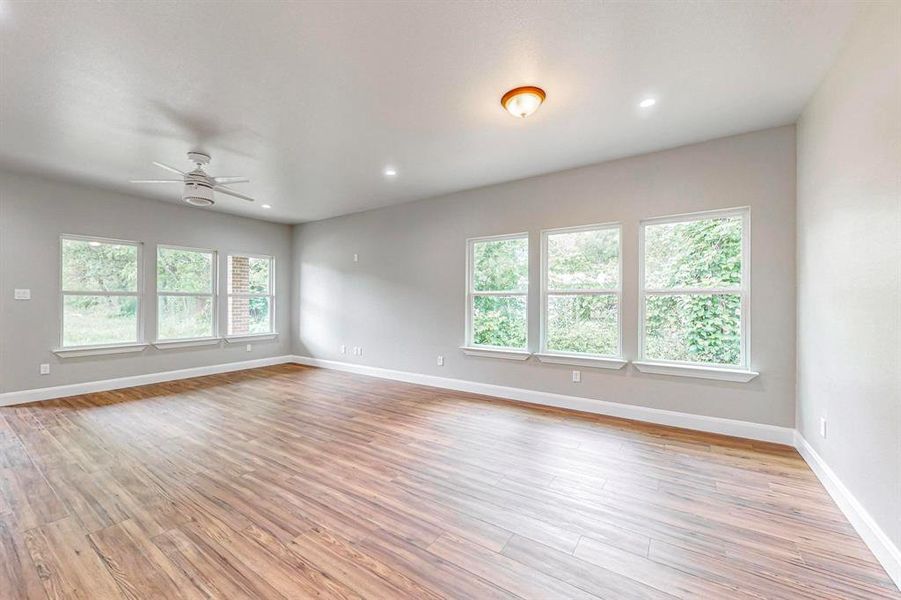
[794,432,901,590]
[0,355,295,407]
[290,355,794,445]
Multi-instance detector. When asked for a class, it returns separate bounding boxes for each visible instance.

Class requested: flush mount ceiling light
[639,97,657,108]
[384,167,397,177]
[501,86,546,118]
[261,204,272,209]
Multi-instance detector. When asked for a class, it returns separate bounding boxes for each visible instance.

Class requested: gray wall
[0,170,293,395]
[797,1,900,553]
[293,125,797,427]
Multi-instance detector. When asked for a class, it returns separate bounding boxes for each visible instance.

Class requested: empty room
[0,1,899,598]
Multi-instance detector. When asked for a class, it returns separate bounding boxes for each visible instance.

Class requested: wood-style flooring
[0,364,897,599]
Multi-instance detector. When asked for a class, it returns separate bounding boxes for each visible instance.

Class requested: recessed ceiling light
[88,241,101,247]
[639,98,657,108]
[261,204,272,209]
[501,86,546,118]
[384,167,397,177]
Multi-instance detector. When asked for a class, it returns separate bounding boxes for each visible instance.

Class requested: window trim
[464,232,530,354]
[638,206,752,372]
[225,252,276,336]
[539,222,623,365]
[155,244,219,343]
[58,234,144,351]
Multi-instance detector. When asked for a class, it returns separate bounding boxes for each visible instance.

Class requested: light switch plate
[14,289,31,300]
[39,363,50,375]
[572,370,581,383]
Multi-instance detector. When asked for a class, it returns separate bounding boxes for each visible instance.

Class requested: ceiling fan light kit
[130,151,255,207]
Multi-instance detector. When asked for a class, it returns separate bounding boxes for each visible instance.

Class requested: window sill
[152,338,222,350]
[53,343,149,358]
[225,333,278,343]
[534,353,627,370]
[460,346,531,361]
[632,361,759,382]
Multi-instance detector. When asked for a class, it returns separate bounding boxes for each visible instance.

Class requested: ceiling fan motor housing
[183,181,215,206]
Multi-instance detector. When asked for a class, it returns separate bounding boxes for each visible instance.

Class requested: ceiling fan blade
[214,185,255,202]
[152,161,186,175]
[130,179,183,184]
[213,177,250,184]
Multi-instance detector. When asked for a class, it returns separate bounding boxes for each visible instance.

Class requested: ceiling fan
[130,151,254,206]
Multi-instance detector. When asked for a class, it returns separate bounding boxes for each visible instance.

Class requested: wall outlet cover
[437,355,444,366]
[14,289,31,300]
[39,363,50,375]
[246,344,252,352]
[572,370,581,383]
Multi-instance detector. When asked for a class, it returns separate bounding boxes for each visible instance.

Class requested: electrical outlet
[357,346,363,356]
[39,363,50,375]
[353,253,359,263]
[572,370,581,383]
[352,346,360,356]
[437,355,444,366]
[820,417,827,439]
[340,344,346,354]
[14,289,31,300]
[246,344,252,352]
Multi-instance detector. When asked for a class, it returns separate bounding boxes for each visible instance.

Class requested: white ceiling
[0,1,860,223]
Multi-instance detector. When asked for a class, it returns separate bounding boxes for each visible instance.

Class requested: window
[227,254,274,336]
[466,234,529,350]
[541,224,621,357]
[157,246,217,341]
[640,208,749,368]
[60,236,142,348]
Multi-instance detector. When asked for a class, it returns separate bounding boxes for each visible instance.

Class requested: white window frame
[155,244,219,344]
[56,234,146,356]
[537,222,626,369]
[636,207,756,380]
[461,232,530,359]
[225,252,276,340]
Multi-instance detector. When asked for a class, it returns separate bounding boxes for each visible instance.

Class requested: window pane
[63,295,137,346]
[229,255,271,294]
[228,296,272,335]
[158,295,213,340]
[547,228,619,290]
[473,238,528,292]
[62,239,138,292]
[645,294,741,365]
[644,216,742,289]
[158,248,213,293]
[547,294,618,356]
[472,295,526,348]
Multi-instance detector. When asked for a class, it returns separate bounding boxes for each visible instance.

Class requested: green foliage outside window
[547,294,618,355]
[158,247,212,293]
[644,216,743,365]
[157,247,215,340]
[473,295,526,348]
[62,239,137,292]
[62,239,139,346]
[473,238,528,292]
[471,237,527,348]
[546,227,620,355]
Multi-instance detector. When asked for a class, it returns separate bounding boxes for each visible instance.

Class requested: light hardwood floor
[1,364,897,599]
